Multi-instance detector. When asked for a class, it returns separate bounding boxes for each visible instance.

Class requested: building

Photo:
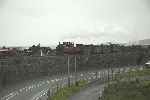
[145,61,150,68]
[56,42,81,55]
[0,48,17,58]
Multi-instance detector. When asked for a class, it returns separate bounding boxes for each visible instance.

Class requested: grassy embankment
[118,68,150,79]
[49,80,87,100]
[101,68,150,100]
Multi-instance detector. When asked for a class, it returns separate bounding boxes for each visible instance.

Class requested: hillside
[139,39,150,45]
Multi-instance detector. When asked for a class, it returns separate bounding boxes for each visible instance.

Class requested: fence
[98,66,146,100]
[34,66,144,100]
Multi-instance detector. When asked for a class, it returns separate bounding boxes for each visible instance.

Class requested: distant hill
[139,39,150,45]
[126,39,150,46]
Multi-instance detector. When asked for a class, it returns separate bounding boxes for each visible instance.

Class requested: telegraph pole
[67,56,71,87]
[74,55,78,86]
[75,56,77,74]
[61,42,80,87]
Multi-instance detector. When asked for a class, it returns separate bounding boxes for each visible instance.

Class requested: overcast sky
[0,0,150,46]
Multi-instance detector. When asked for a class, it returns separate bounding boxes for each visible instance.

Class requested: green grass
[50,80,87,100]
[115,68,150,80]
[101,80,150,100]
[101,68,150,100]
[129,69,150,76]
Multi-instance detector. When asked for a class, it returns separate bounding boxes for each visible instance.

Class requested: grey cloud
[63,32,107,39]
[0,0,150,46]
[0,0,6,7]
[144,0,150,7]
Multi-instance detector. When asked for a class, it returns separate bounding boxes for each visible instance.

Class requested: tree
[100,44,104,54]
[29,44,41,56]
[108,42,114,53]
[2,46,6,49]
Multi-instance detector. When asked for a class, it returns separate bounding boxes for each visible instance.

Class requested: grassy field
[115,69,150,79]
[101,68,150,100]
[101,80,150,100]
[49,80,87,100]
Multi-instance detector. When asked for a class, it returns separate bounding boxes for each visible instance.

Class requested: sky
[0,0,150,46]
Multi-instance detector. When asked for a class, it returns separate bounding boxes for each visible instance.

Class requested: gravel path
[69,80,105,100]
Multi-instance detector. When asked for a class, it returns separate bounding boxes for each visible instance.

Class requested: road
[0,71,99,100]
[69,67,144,100]
[0,67,141,100]
[69,80,105,100]
[0,75,69,100]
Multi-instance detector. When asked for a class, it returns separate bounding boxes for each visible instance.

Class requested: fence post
[96,71,98,80]
[104,70,106,82]
[47,88,51,100]
[56,83,59,93]
[67,56,71,87]
[111,68,113,80]
[107,69,110,82]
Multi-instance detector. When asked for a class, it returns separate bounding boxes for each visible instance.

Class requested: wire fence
[34,66,144,100]
[98,66,146,100]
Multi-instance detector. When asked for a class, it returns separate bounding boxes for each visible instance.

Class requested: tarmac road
[69,80,105,100]
[0,67,140,100]
[0,75,69,100]
[69,67,144,100]
[0,71,98,100]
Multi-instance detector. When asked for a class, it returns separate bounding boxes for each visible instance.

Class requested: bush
[50,80,87,100]
[102,71,150,100]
